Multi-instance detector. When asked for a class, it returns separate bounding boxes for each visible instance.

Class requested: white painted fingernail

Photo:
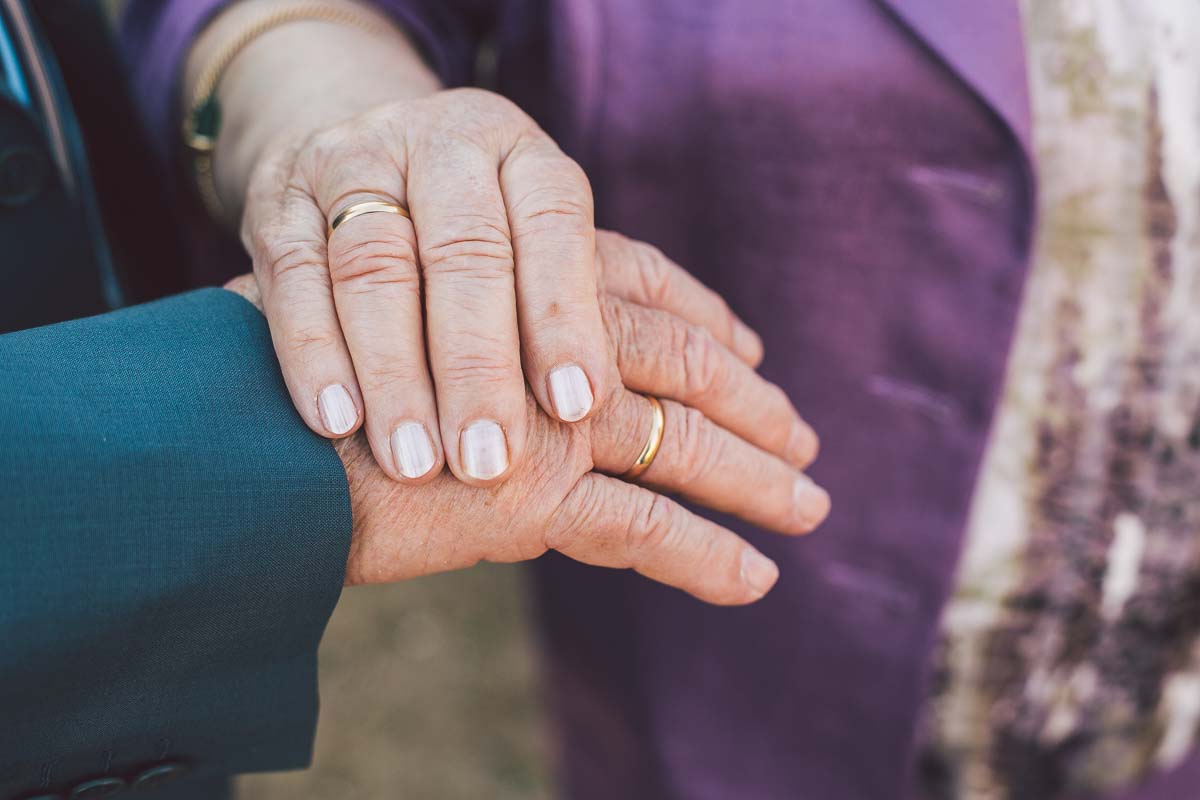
[740,549,779,596]
[318,384,357,435]
[548,363,594,422]
[460,419,509,480]
[391,422,437,478]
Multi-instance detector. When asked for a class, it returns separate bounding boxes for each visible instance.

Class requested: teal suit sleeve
[0,289,352,798]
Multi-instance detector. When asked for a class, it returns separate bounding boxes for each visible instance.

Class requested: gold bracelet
[183,3,387,219]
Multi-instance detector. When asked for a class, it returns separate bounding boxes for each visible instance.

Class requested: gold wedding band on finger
[328,200,410,237]
[623,395,665,480]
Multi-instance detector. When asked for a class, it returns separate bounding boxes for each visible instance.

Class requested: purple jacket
[122,1,1200,797]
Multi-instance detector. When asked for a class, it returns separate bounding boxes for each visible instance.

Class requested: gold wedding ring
[623,395,665,480]
[328,200,410,237]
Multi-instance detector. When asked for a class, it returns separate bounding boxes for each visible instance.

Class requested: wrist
[184,0,441,226]
[224,273,369,585]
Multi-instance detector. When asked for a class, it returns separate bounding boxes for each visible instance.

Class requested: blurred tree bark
[922,3,1200,798]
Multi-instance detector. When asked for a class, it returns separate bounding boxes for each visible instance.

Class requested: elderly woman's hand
[243,88,628,485]
[190,2,782,487]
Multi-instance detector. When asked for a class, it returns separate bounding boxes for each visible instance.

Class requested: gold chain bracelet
[183,3,386,219]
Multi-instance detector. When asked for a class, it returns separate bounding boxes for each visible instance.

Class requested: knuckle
[508,145,590,195]
[283,323,339,359]
[439,348,519,388]
[329,237,420,293]
[259,233,327,284]
[302,125,355,169]
[419,221,514,278]
[298,121,400,190]
[552,156,592,197]
[626,492,679,557]
[512,190,594,239]
[602,296,636,352]
[358,361,426,393]
[680,325,726,401]
[426,89,533,148]
[445,86,524,118]
[359,104,404,136]
[632,241,673,306]
[545,478,604,551]
[674,406,721,484]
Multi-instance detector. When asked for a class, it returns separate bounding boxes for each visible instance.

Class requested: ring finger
[602,296,819,468]
[324,190,443,482]
[590,390,831,535]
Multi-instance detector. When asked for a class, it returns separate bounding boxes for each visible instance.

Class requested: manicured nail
[740,549,779,596]
[548,364,594,422]
[460,419,509,480]
[391,421,437,479]
[318,384,357,435]
[787,421,819,465]
[794,475,831,529]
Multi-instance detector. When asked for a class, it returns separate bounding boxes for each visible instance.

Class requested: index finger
[596,230,765,367]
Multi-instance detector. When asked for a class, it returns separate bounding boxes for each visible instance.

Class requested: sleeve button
[130,764,188,792]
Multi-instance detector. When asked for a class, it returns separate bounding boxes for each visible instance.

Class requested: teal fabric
[0,289,352,798]
[0,8,30,107]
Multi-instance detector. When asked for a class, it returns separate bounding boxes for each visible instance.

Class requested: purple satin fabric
[121,0,1200,796]
[522,2,1030,796]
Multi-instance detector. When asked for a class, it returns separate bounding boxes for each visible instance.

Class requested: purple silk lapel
[874,0,1033,156]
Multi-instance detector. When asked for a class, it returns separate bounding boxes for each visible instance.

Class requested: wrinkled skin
[227,272,830,605]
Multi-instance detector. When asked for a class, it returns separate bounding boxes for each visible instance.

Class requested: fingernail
[391,421,437,479]
[740,549,779,596]
[548,364,594,422]
[318,384,358,435]
[460,419,509,480]
[794,475,832,529]
[787,422,819,464]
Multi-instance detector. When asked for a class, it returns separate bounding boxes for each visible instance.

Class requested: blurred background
[238,566,551,799]
[93,1,1200,798]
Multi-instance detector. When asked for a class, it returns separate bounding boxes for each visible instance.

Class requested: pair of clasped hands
[203,6,830,605]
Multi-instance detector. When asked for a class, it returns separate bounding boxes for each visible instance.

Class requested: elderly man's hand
[335,290,829,606]
[227,258,829,605]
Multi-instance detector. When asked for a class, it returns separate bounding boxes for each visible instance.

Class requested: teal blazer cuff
[0,289,352,797]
